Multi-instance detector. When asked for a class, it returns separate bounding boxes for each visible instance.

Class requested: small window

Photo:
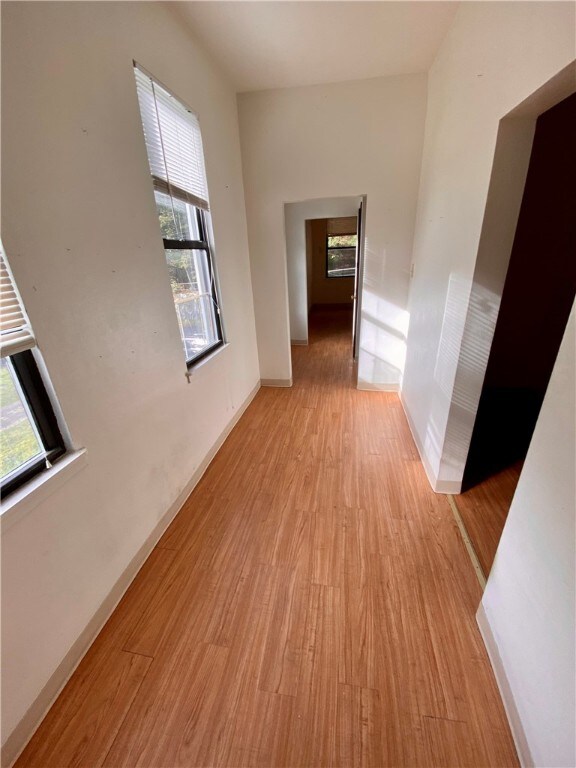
[326,233,357,278]
[1,248,66,497]
[134,65,224,366]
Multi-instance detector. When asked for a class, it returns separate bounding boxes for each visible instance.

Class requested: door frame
[352,195,367,364]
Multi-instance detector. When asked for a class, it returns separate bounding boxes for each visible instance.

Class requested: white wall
[285,197,359,343]
[0,1,259,757]
[479,303,575,768]
[238,74,427,388]
[401,1,576,491]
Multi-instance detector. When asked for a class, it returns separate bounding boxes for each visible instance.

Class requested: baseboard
[260,378,293,387]
[434,478,462,494]
[290,339,308,346]
[1,381,261,768]
[476,604,533,767]
[356,381,399,392]
[398,391,432,485]
[398,391,462,494]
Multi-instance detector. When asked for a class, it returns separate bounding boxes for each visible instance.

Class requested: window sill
[185,342,229,379]
[1,449,88,535]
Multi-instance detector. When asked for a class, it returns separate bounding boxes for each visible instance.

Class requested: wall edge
[398,391,462,493]
[476,603,534,768]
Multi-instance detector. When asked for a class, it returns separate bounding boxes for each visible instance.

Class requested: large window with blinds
[1,247,66,496]
[134,64,224,366]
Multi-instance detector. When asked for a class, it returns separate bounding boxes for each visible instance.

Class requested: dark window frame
[325,232,358,279]
[1,350,66,497]
[163,206,224,368]
[134,65,225,369]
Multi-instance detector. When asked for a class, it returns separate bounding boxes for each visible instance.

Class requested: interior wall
[479,302,575,768]
[284,197,358,344]
[1,1,259,755]
[238,73,427,389]
[400,1,576,490]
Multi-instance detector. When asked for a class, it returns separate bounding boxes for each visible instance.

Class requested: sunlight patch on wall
[358,290,409,387]
[439,278,502,483]
[433,273,472,401]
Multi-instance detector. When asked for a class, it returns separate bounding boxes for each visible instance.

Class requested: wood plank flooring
[16,307,519,767]
[455,464,523,577]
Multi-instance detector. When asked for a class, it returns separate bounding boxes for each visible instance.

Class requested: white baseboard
[398,391,441,489]
[398,392,462,494]
[260,378,293,387]
[290,339,308,346]
[434,478,462,494]
[356,381,399,392]
[1,381,261,768]
[476,604,533,767]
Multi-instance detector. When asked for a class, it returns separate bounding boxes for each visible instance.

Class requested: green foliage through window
[327,233,357,278]
[328,234,357,248]
[0,360,43,479]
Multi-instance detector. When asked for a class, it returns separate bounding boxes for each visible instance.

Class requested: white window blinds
[134,65,210,211]
[0,245,35,358]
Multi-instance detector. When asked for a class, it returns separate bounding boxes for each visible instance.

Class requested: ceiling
[170,1,460,93]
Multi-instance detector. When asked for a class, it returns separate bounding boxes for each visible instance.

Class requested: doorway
[284,195,365,380]
[457,90,576,576]
[306,214,357,342]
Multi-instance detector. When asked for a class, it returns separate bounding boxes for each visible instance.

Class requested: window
[1,248,66,496]
[134,64,223,366]
[326,231,357,278]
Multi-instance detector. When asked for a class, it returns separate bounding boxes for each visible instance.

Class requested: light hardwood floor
[16,308,519,767]
[454,464,522,578]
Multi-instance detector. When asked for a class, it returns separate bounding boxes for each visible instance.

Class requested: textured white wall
[285,197,360,343]
[401,1,576,490]
[481,303,575,767]
[238,74,427,388]
[1,1,259,750]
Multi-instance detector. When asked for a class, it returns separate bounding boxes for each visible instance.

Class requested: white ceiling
[171,1,460,93]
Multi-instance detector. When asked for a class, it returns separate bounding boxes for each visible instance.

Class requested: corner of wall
[398,391,461,494]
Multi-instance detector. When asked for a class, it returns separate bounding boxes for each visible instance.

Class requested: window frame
[162,206,224,368]
[325,232,358,279]
[133,63,225,368]
[1,350,66,498]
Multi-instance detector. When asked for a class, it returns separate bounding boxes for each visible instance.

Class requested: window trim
[1,449,87,531]
[1,350,66,498]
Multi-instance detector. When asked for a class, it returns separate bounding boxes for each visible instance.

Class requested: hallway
[16,309,518,767]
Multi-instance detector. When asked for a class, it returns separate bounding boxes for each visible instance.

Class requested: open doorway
[284,195,365,382]
[306,214,357,346]
[456,89,575,577]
